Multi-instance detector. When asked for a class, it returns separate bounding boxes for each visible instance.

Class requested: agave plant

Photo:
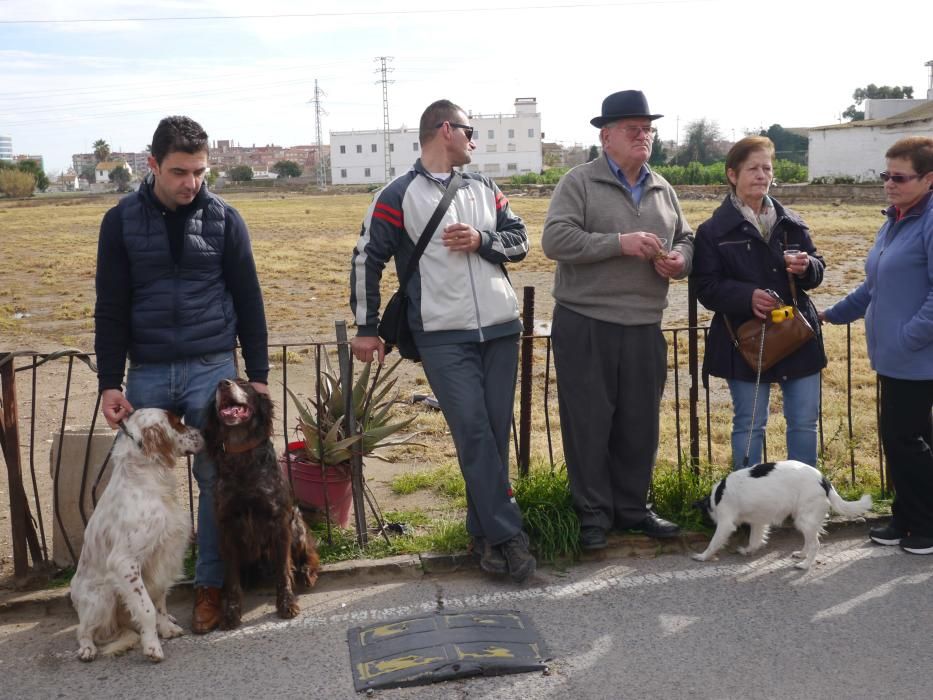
[286,356,422,467]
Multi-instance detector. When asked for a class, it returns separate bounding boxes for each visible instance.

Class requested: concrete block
[48,428,117,567]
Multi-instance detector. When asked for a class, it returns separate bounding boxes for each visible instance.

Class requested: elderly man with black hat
[542,90,694,551]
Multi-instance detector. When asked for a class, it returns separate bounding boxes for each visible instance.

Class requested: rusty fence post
[518,286,535,477]
[1,354,43,578]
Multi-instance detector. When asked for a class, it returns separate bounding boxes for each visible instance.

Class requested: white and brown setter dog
[203,378,319,629]
[71,408,203,662]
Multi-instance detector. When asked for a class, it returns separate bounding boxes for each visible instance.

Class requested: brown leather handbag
[724,273,816,373]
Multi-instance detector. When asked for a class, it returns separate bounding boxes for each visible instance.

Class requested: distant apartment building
[542,142,590,169]
[113,151,150,177]
[72,152,96,176]
[14,154,44,171]
[330,97,543,185]
[209,140,329,176]
[72,150,149,179]
[0,135,12,162]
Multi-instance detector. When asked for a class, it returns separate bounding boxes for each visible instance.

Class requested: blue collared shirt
[605,154,650,205]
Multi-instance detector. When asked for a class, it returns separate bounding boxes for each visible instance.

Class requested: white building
[330,98,543,185]
[0,135,12,162]
[809,61,933,181]
[808,101,933,181]
[95,160,132,184]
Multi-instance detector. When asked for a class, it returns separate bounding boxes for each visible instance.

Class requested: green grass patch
[312,518,469,564]
[49,566,75,588]
[390,464,466,503]
[514,463,580,563]
[382,509,432,527]
[184,546,196,580]
[649,459,727,533]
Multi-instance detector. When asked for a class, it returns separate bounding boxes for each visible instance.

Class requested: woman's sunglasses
[879,171,924,184]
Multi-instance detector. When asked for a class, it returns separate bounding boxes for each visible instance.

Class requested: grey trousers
[551,304,666,531]
[418,334,524,545]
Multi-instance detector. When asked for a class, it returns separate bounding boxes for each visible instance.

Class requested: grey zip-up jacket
[350,159,528,346]
[542,154,694,325]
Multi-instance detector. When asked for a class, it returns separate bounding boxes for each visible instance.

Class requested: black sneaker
[501,531,537,583]
[472,536,507,575]
[900,535,933,555]
[869,523,904,546]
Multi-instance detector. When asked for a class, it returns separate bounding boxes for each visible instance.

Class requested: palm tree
[93,139,111,163]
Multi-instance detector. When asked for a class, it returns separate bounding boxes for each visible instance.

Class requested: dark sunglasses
[879,171,924,184]
[435,121,474,141]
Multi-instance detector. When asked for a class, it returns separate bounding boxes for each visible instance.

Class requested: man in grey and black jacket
[350,99,535,583]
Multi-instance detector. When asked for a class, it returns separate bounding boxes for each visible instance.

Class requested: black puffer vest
[119,178,236,362]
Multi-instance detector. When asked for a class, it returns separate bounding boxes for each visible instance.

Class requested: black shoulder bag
[377,171,462,361]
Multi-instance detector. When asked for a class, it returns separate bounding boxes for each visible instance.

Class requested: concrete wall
[49,429,117,567]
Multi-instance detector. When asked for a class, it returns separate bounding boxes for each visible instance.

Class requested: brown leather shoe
[192,586,223,635]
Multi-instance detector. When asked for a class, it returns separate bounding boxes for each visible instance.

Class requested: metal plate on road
[347,609,549,692]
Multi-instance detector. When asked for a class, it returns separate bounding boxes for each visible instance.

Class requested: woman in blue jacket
[692,136,826,469]
[821,136,933,556]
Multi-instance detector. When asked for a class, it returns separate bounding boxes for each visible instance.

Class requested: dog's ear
[255,388,274,437]
[140,420,176,467]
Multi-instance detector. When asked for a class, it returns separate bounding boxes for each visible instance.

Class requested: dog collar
[222,436,266,454]
[118,419,143,449]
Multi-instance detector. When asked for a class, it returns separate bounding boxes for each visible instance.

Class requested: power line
[0,77,314,116]
[0,59,363,101]
[0,1,713,24]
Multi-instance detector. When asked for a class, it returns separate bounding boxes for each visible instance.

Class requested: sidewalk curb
[0,516,884,615]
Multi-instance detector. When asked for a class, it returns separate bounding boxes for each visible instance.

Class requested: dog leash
[117,417,143,449]
[741,290,781,468]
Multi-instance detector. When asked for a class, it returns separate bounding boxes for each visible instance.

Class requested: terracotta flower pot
[279,441,353,527]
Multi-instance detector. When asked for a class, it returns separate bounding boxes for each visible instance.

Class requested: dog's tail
[824,477,872,518]
[100,629,140,657]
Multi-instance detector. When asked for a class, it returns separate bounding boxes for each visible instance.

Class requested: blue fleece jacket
[824,192,933,380]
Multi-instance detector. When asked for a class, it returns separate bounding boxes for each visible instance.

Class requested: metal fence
[0,290,884,582]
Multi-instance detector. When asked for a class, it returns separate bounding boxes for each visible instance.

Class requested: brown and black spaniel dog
[203,378,319,629]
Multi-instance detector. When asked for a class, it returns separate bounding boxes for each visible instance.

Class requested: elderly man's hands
[619,231,665,260]
[653,250,686,279]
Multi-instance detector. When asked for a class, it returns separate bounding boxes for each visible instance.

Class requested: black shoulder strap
[398,170,462,291]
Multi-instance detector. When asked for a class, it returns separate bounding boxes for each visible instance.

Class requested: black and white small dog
[692,460,872,569]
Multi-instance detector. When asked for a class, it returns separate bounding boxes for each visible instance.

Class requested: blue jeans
[727,372,820,470]
[126,351,236,588]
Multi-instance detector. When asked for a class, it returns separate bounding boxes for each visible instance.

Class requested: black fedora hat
[590,90,663,127]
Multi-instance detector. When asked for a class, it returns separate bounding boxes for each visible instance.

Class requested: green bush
[508,167,568,186]
[655,159,806,186]
[0,169,36,197]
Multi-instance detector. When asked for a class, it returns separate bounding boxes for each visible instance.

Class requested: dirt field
[0,189,884,584]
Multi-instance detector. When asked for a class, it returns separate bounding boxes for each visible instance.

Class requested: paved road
[1,525,931,699]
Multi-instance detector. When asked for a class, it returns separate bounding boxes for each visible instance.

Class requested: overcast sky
[2,0,931,172]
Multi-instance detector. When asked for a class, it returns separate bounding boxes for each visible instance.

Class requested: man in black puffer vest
[94,115,269,635]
